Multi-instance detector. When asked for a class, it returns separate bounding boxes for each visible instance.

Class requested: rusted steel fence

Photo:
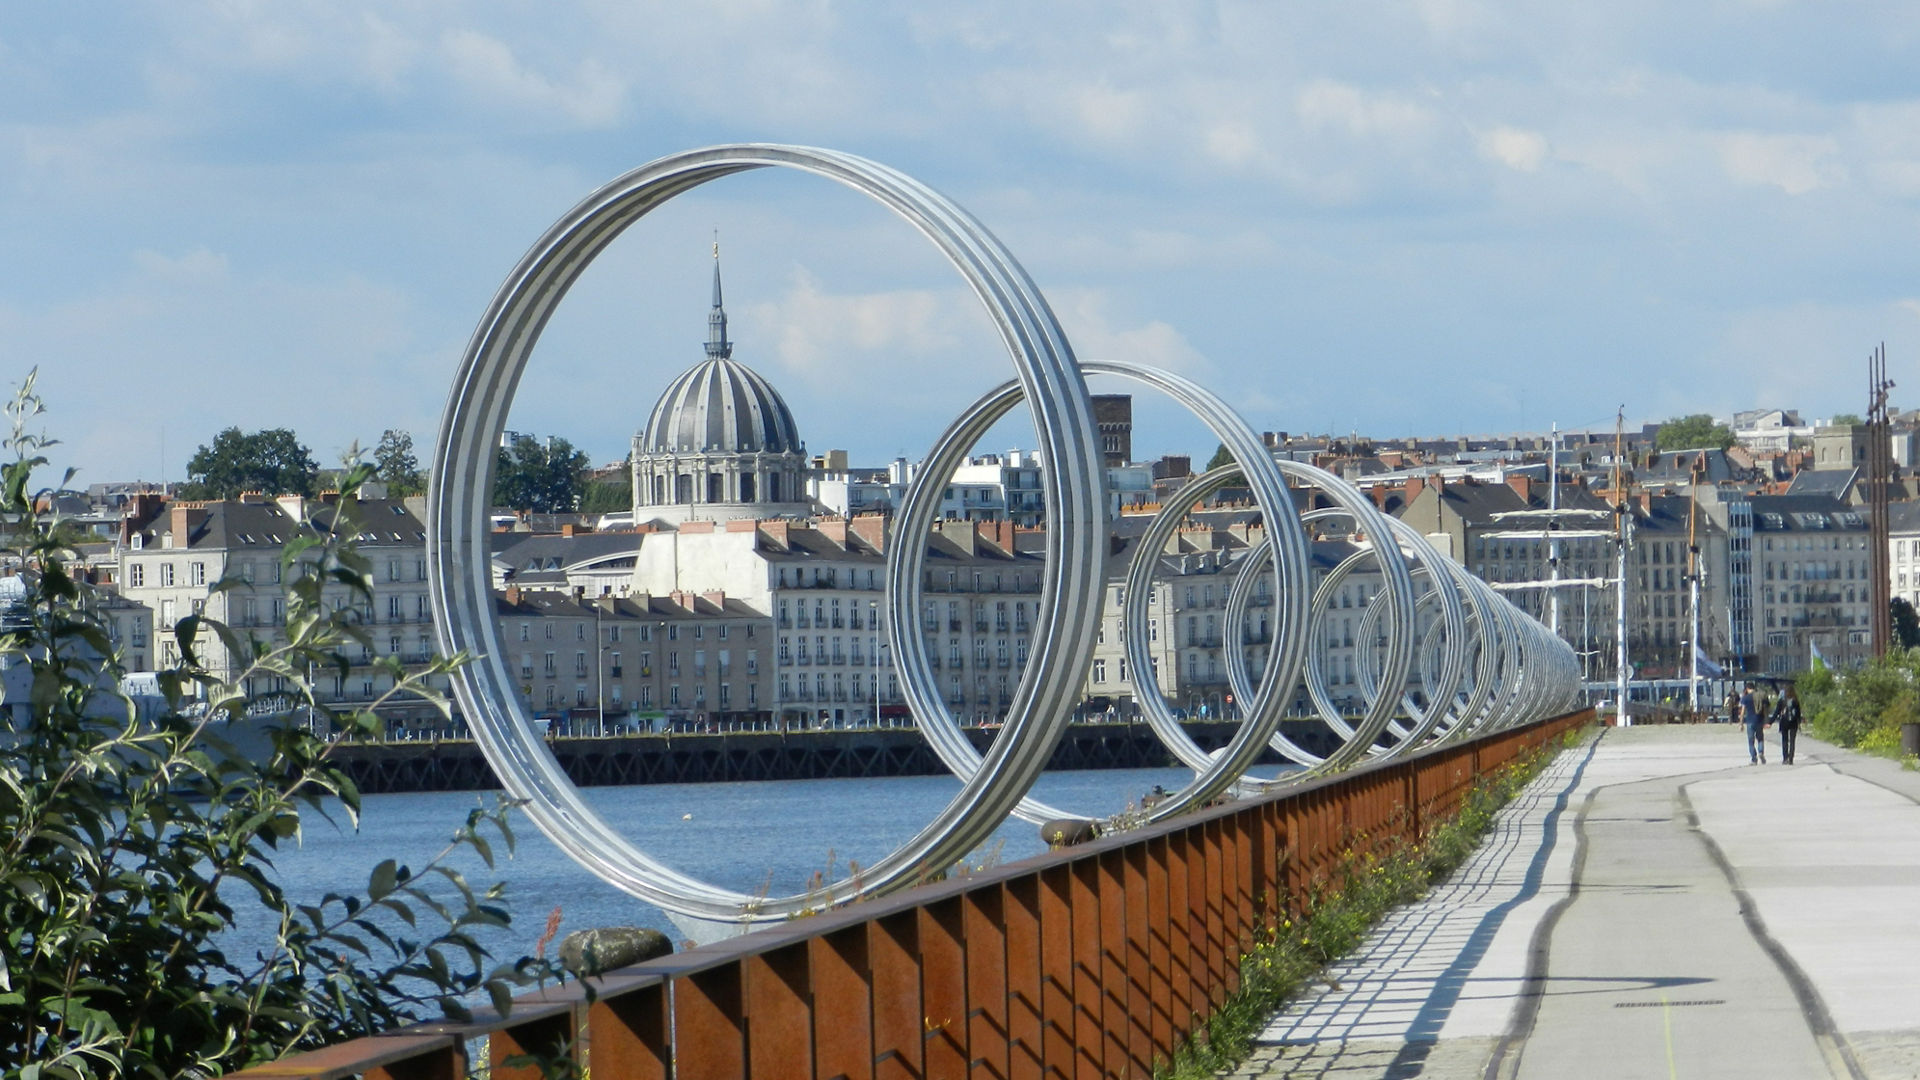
[236,708,1591,1080]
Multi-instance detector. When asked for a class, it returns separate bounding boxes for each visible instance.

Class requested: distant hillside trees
[494,435,591,512]
[182,427,319,499]
[1654,414,1735,452]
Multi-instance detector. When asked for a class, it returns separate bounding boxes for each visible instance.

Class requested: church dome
[640,357,803,455]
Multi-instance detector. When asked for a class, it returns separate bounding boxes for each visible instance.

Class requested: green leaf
[368,858,398,900]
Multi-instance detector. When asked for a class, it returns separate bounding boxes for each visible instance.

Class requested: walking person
[1741,684,1766,764]
[1778,686,1803,764]
[1723,687,1740,725]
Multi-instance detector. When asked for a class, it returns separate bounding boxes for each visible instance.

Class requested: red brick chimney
[169,504,209,547]
[1404,475,1426,504]
[850,514,887,552]
[1507,475,1531,502]
[505,585,522,607]
[816,518,850,548]
[757,519,791,551]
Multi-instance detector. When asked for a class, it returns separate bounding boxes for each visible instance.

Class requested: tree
[1893,597,1920,650]
[1653,414,1735,452]
[579,476,633,514]
[1206,442,1235,471]
[1831,413,1864,427]
[493,435,591,513]
[0,377,559,1075]
[373,429,424,498]
[182,427,319,499]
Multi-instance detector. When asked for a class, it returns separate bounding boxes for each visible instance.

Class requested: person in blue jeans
[1742,684,1767,764]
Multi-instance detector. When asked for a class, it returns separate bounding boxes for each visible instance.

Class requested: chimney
[679,520,715,534]
[758,519,791,551]
[850,513,887,552]
[1404,475,1426,504]
[725,518,757,532]
[938,520,978,556]
[978,519,1015,552]
[562,524,576,537]
[703,589,727,607]
[505,585,522,607]
[816,518,850,548]
[1506,475,1531,502]
[170,504,209,547]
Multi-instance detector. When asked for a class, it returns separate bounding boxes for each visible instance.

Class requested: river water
[235,766,1290,972]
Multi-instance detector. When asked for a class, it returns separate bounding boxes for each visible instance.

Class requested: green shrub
[1803,650,1920,755]
[0,376,557,1078]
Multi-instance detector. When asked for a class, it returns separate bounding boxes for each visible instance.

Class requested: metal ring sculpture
[430,144,1585,922]
[429,144,1105,922]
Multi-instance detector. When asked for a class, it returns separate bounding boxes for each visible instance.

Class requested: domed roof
[641,357,803,455]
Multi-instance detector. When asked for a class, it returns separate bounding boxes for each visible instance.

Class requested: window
[1093,659,1107,683]
[190,562,206,586]
[159,564,175,587]
[128,564,144,587]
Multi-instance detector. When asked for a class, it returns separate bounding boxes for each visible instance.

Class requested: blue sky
[5,2,1920,485]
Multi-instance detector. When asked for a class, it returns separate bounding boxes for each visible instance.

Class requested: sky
[6,2,1920,487]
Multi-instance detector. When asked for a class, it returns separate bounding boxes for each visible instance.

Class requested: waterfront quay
[322,718,1340,793]
[1235,725,1920,1079]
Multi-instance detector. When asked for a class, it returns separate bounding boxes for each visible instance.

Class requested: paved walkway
[1230,725,1920,1079]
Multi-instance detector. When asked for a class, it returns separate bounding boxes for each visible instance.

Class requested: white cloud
[440,29,624,127]
[752,269,971,383]
[1716,132,1845,195]
[1295,80,1439,141]
[1478,126,1549,172]
[1050,289,1212,379]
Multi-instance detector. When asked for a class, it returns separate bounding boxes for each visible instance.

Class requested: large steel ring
[884,359,1313,825]
[429,144,1106,921]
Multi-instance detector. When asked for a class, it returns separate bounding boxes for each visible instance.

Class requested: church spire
[705,237,732,361]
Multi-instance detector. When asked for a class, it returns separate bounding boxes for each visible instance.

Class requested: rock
[1039,818,1101,847]
[558,926,674,976]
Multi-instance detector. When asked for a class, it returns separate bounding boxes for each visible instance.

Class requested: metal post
[1549,424,1561,635]
[1869,343,1895,658]
[1687,458,1701,716]
[1614,407,1631,726]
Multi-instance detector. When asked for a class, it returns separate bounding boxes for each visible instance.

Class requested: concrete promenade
[1231,725,1920,1079]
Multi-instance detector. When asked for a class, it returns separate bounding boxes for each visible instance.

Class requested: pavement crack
[1676,779,1868,1080]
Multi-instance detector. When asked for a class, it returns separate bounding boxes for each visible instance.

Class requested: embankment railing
[236,707,1592,1080]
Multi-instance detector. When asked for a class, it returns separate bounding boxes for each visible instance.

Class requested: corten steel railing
[235,707,1591,1080]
